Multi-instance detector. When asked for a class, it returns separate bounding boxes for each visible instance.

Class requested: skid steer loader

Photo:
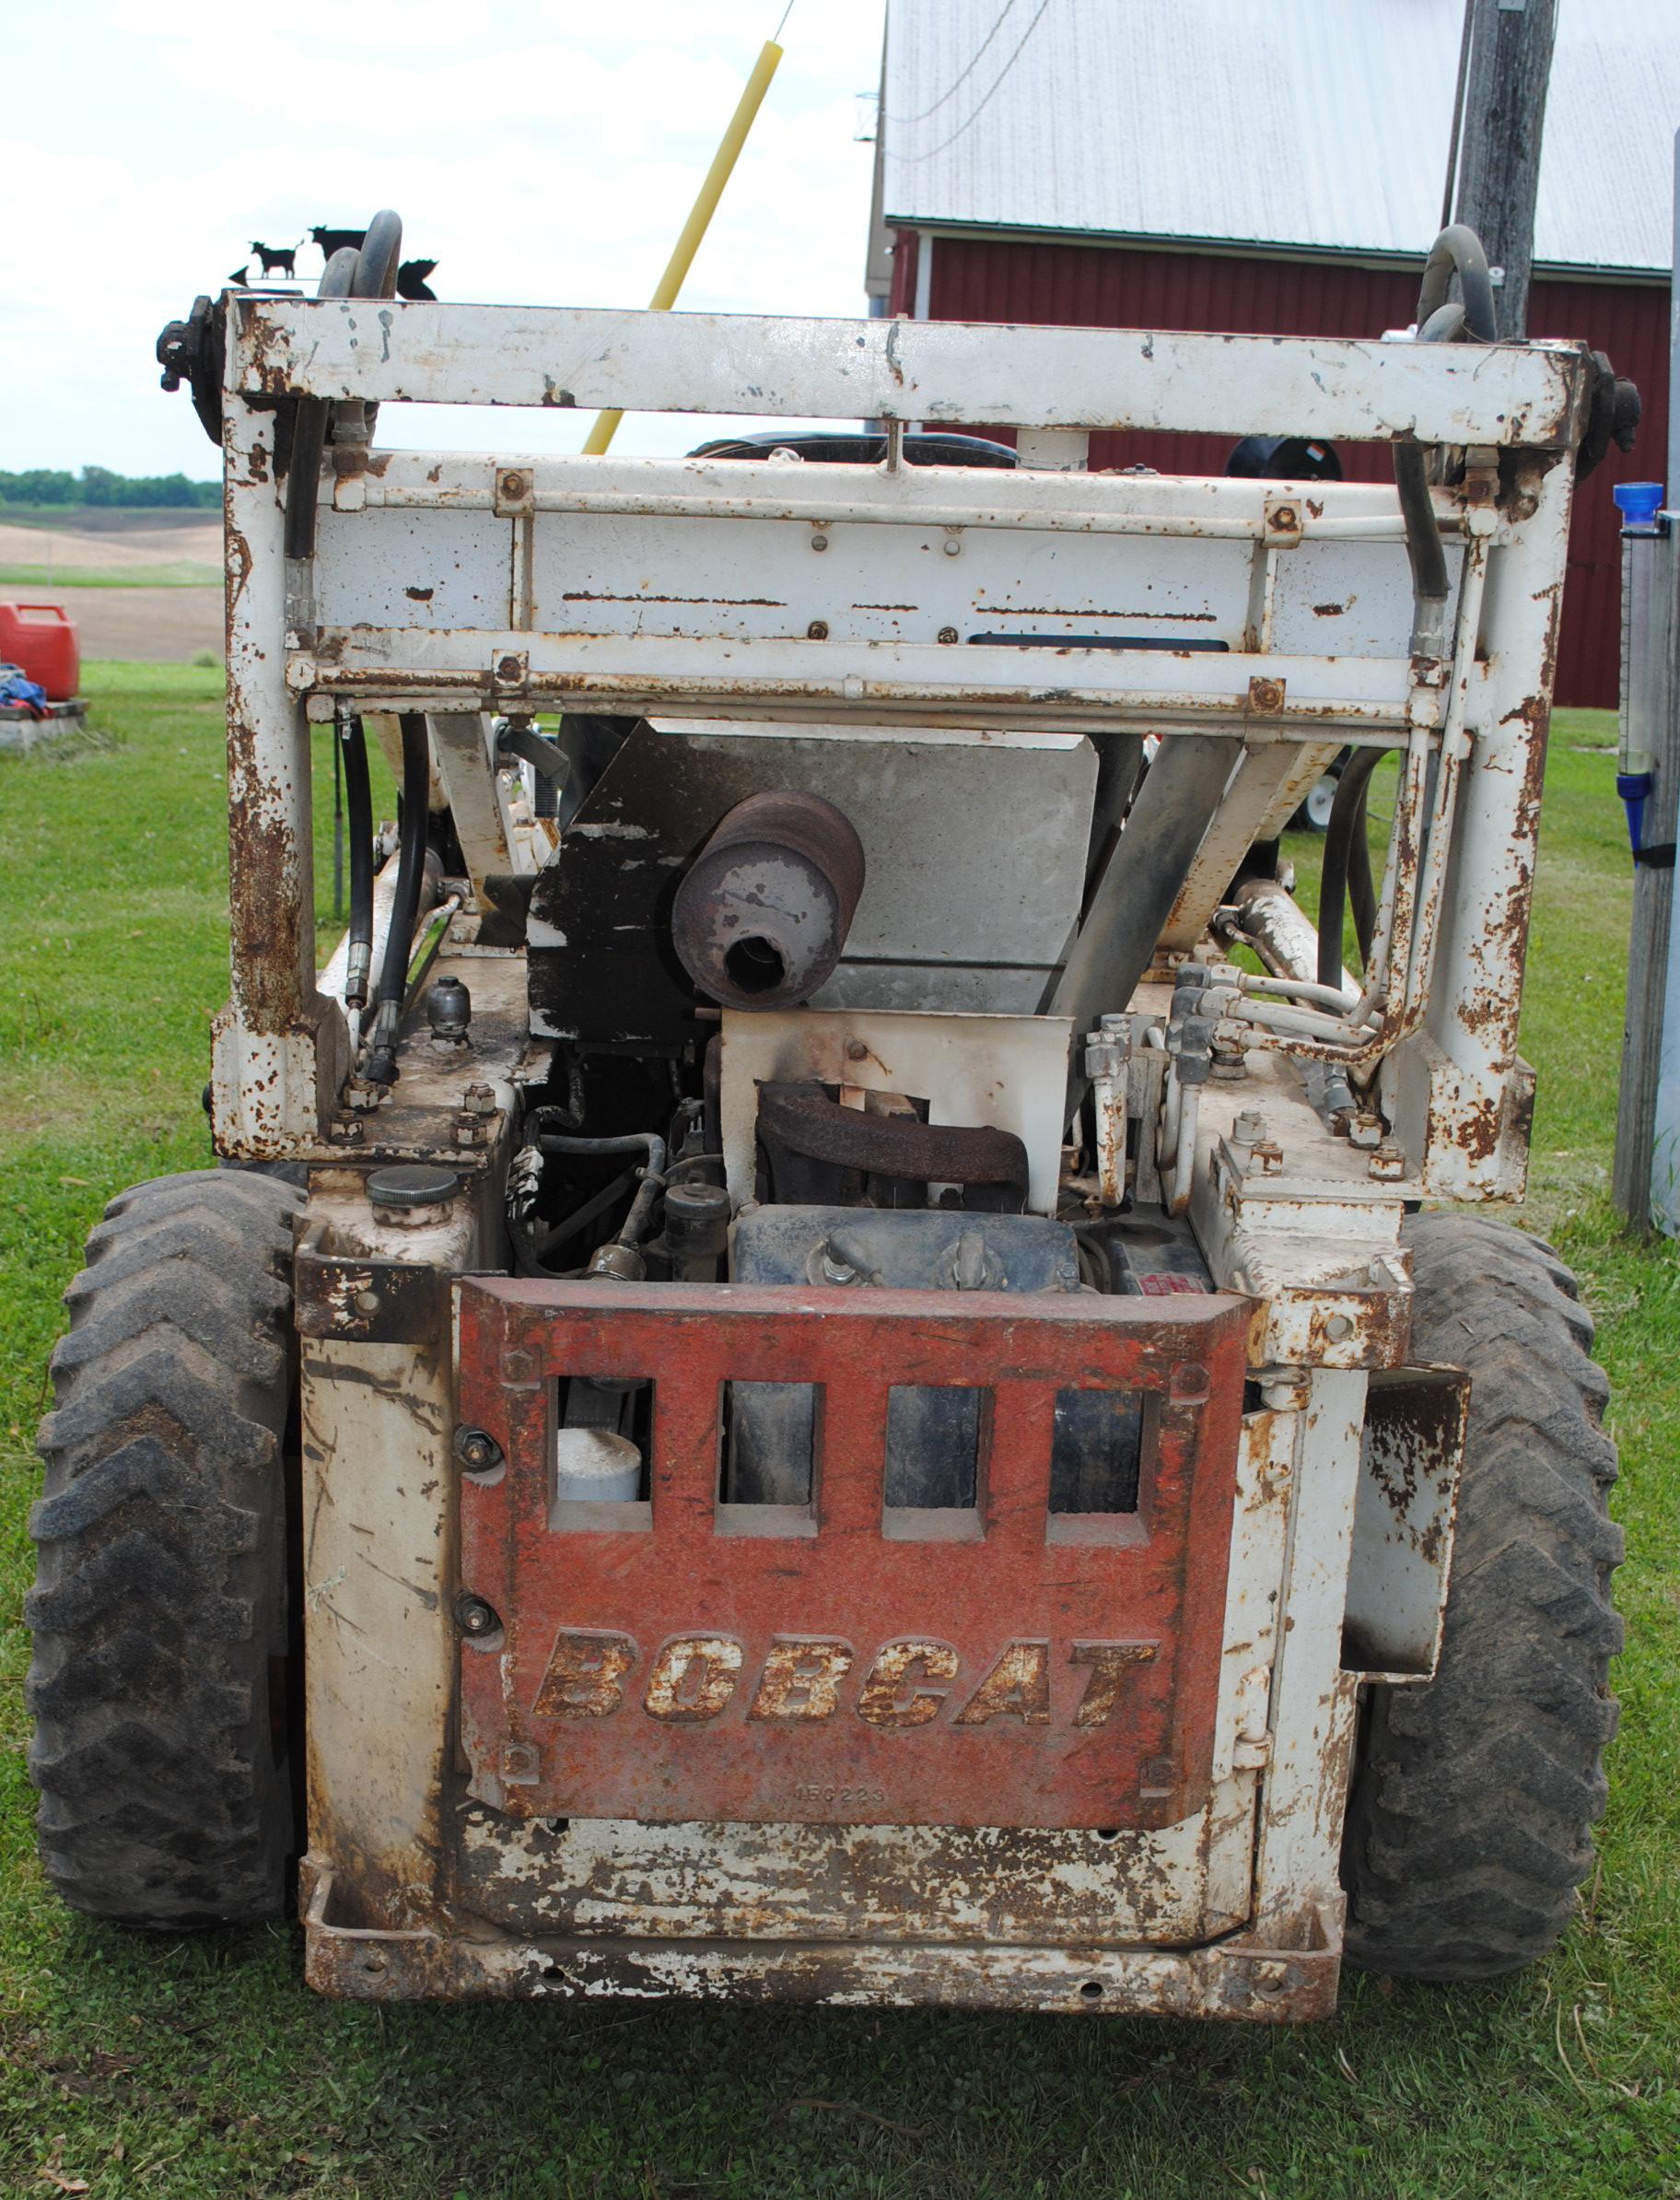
[27,215,1627,2019]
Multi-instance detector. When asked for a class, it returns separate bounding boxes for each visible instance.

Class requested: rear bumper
[300,1858,1342,2020]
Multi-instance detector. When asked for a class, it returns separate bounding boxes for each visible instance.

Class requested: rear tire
[27,1169,302,1929]
[1341,1214,1623,1981]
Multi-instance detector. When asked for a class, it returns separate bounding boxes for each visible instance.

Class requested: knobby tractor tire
[27,1169,303,1929]
[1342,1213,1624,1982]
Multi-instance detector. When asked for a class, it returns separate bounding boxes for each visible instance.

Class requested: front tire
[1342,1214,1623,1981]
[27,1169,302,1929]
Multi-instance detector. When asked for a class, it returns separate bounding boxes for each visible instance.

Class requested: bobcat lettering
[532,1628,1158,1729]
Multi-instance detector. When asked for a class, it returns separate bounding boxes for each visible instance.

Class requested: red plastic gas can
[0,602,80,701]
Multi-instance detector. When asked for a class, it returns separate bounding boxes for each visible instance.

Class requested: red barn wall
[892,232,1666,708]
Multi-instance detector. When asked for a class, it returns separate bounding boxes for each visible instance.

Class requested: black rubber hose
[365,712,432,1082]
[344,212,402,451]
[1347,777,1378,964]
[353,209,402,301]
[1317,746,1385,989]
[284,246,360,563]
[339,715,375,1009]
[533,1129,669,1247]
[1394,224,1494,658]
[1394,442,1451,657]
[1417,223,1499,342]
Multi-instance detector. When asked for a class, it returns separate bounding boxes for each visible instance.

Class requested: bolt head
[938,626,960,644]
[810,531,830,552]
[807,619,829,639]
[453,1425,504,1473]
[455,1593,499,1637]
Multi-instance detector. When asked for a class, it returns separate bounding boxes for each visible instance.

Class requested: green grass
[2,681,1677,2198]
[0,565,221,590]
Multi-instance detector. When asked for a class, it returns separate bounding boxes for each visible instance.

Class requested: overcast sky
[3,0,889,478]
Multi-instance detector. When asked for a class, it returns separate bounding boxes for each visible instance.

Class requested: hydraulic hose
[353,208,403,301]
[1394,224,1494,658]
[284,247,360,564]
[1417,223,1499,342]
[338,713,375,1010]
[533,1129,669,1248]
[1317,745,1384,989]
[339,211,403,452]
[1347,778,1378,963]
[364,711,432,1082]
[1394,441,1451,658]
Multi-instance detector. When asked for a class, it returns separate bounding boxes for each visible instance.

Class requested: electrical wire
[891,0,1055,163]
[880,0,1021,125]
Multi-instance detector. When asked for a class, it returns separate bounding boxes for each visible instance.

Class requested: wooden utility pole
[1448,0,1558,336]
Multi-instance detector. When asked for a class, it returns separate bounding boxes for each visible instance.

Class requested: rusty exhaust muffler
[671,790,865,1011]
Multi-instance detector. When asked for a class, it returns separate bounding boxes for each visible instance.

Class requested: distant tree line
[0,467,219,509]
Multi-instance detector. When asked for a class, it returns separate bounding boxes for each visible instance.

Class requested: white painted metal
[428,712,525,906]
[1248,1369,1367,1943]
[456,1800,1253,1948]
[1387,458,1576,1198]
[235,297,1587,447]
[300,1182,484,1930]
[211,379,350,1153]
[294,628,1417,736]
[881,0,1678,277]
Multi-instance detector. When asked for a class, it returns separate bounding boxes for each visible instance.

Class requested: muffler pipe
[672,790,865,1011]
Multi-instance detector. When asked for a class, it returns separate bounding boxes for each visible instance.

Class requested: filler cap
[368,1164,461,1211]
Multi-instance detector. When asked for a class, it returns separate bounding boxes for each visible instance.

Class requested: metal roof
[881,0,1679,276]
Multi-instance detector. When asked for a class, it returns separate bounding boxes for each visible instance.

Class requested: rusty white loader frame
[30,225,1621,2023]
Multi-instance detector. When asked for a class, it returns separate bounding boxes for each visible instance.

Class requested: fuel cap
[368,1164,461,1211]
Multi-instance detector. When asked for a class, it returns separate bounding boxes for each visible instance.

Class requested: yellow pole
[582,37,785,456]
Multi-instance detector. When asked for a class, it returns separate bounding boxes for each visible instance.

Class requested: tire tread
[1343,1214,1621,1982]
[27,1169,301,1929]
